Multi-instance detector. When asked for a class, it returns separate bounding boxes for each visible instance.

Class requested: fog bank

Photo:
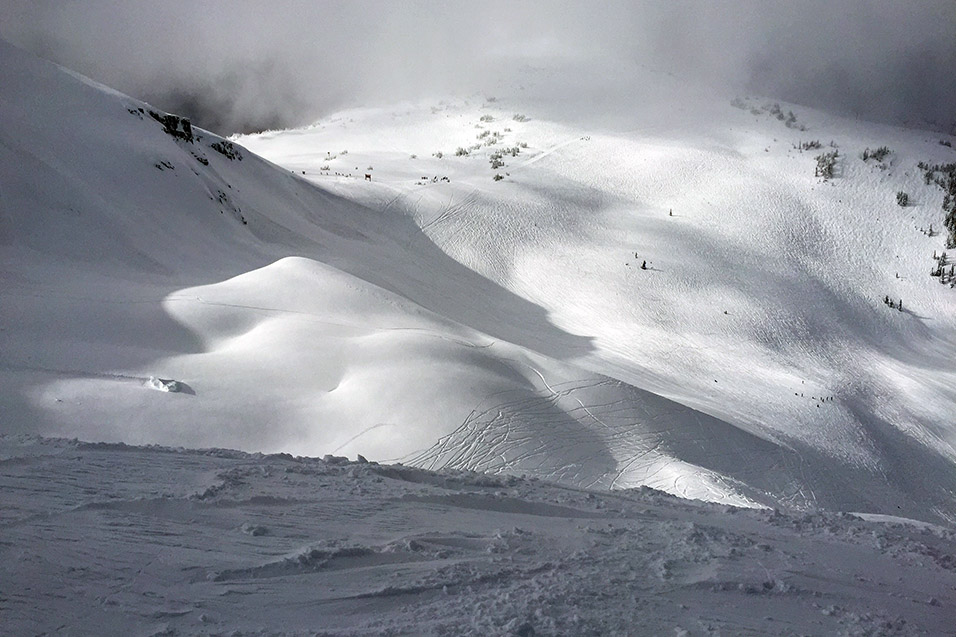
[2,1,953,134]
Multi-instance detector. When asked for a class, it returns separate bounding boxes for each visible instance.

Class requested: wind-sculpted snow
[2,38,956,528]
[3,437,955,635]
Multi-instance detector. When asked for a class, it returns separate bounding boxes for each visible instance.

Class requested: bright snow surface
[1,38,955,525]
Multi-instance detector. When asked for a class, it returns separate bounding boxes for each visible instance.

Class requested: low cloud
[2,1,953,134]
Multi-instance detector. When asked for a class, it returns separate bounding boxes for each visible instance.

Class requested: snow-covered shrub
[513,113,529,122]
[455,147,470,156]
[493,173,504,181]
[433,151,443,159]
[896,191,909,207]
[480,131,503,147]
[814,150,839,179]
[931,252,952,281]
[767,103,785,121]
[479,114,494,122]
[862,146,891,163]
[794,140,822,151]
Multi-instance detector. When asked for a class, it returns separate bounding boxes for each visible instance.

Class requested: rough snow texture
[2,39,955,528]
[2,436,955,635]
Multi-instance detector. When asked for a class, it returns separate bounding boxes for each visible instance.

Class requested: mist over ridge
[2,1,954,135]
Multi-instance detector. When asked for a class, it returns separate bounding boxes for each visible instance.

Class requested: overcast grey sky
[2,1,954,134]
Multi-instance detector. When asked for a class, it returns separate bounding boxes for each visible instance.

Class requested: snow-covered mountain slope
[4,436,955,636]
[237,63,956,521]
[2,40,955,524]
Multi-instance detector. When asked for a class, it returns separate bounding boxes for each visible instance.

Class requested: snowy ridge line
[0,434,293,459]
[0,362,152,383]
[164,294,497,348]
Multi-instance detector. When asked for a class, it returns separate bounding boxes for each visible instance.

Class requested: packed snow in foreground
[3,436,955,635]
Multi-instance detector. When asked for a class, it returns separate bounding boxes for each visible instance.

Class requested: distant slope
[239,60,956,524]
[2,40,956,523]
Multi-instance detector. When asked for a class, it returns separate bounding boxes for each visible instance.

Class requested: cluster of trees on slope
[918,161,956,248]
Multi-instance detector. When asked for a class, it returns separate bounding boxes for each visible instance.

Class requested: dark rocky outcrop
[211,140,243,161]
[148,109,193,143]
